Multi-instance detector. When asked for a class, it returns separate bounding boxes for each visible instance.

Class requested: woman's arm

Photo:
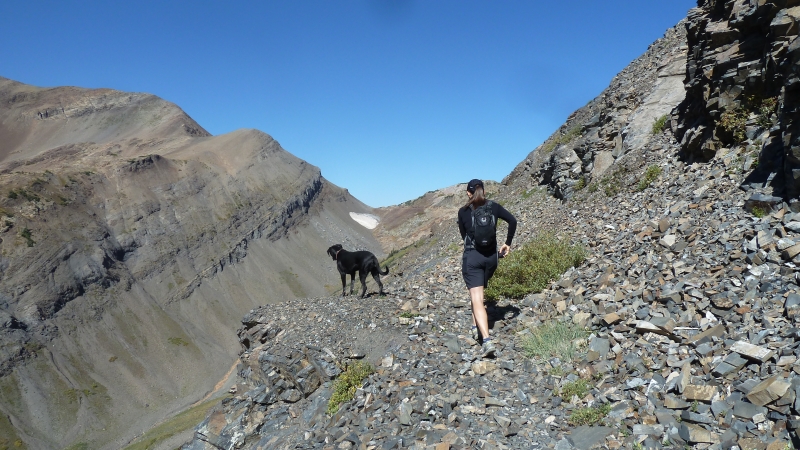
[457,207,467,240]
[495,203,517,246]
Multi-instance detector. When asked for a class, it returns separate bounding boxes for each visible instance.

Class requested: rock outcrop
[673,0,800,203]
[505,21,688,200]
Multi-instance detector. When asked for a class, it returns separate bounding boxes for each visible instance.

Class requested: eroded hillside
[0,78,382,449]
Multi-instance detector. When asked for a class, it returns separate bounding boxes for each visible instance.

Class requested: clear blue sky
[1,1,695,207]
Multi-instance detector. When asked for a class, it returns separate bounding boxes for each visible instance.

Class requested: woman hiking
[457,179,517,358]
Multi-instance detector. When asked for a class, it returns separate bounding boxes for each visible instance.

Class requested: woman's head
[465,179,486,207]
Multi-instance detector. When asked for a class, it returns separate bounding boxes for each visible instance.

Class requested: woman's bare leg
[469,286,489,340]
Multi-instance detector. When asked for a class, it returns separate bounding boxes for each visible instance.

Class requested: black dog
[327,244,388,298]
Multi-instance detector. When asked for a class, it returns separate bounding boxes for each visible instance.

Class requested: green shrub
[751,206,766,218]
[382,246,410,268]
[20,228,34,247]
[6,188,39,202]
[574,177,587,191]
[601,176,622,197]
[542,125,583,153]
[569,403,611,426]
[756,97,777,129]
[560,379,589,399]
[167,337,189,346]
[652,114,669,135]
[562,125,582,142]
[327,361,373,415]
[485,234,585,300]
[522,320,589,361]
[635,165,662,191]
[720,95,778,143]
[720,107,748,143]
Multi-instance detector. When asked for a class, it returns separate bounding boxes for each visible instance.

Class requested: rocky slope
[0,79,383,449]
[181,2,800,449]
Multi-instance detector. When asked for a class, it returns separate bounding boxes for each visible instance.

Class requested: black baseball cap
[466,179,483,193]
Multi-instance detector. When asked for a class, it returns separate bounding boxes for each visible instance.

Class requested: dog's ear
[328,244,342,260]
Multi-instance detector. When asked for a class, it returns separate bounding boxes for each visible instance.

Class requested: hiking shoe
[481,340,496,358]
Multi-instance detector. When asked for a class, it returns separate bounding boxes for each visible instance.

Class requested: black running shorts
[461,248,498,289]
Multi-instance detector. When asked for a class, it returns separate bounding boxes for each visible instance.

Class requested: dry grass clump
[521,320,589,362]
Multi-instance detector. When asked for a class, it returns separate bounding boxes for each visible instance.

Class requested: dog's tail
[380,266,389,276]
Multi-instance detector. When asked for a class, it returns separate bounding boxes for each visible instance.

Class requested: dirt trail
[122,360,240,450]
[197,360,239,404]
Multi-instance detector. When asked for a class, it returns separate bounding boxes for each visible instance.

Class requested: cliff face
[674,0,800,200]
[0,79,381,449]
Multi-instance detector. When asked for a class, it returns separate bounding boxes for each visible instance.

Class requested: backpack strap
[466,209,476,249]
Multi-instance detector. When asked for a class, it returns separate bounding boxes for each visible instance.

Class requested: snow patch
[349,212,379,229]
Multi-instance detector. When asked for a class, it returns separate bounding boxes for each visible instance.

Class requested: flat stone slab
[746,376,790,406]
[684,384,718,402]
[731,341,775,363]
[688,324,726,346]
[712,352,749,377]
[733,400,768,420]
[679,422,719,443]
[567,426,615,450]
[602,313,621,326]
[649,316,676,333]
[636,320,674,336]
[664,395,691,409]
[633,424,665,435]
[472,361,498,375]
[781,243,800,259]
[680,410,715,424]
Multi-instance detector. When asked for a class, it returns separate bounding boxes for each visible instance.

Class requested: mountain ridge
[0,77,382,449]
